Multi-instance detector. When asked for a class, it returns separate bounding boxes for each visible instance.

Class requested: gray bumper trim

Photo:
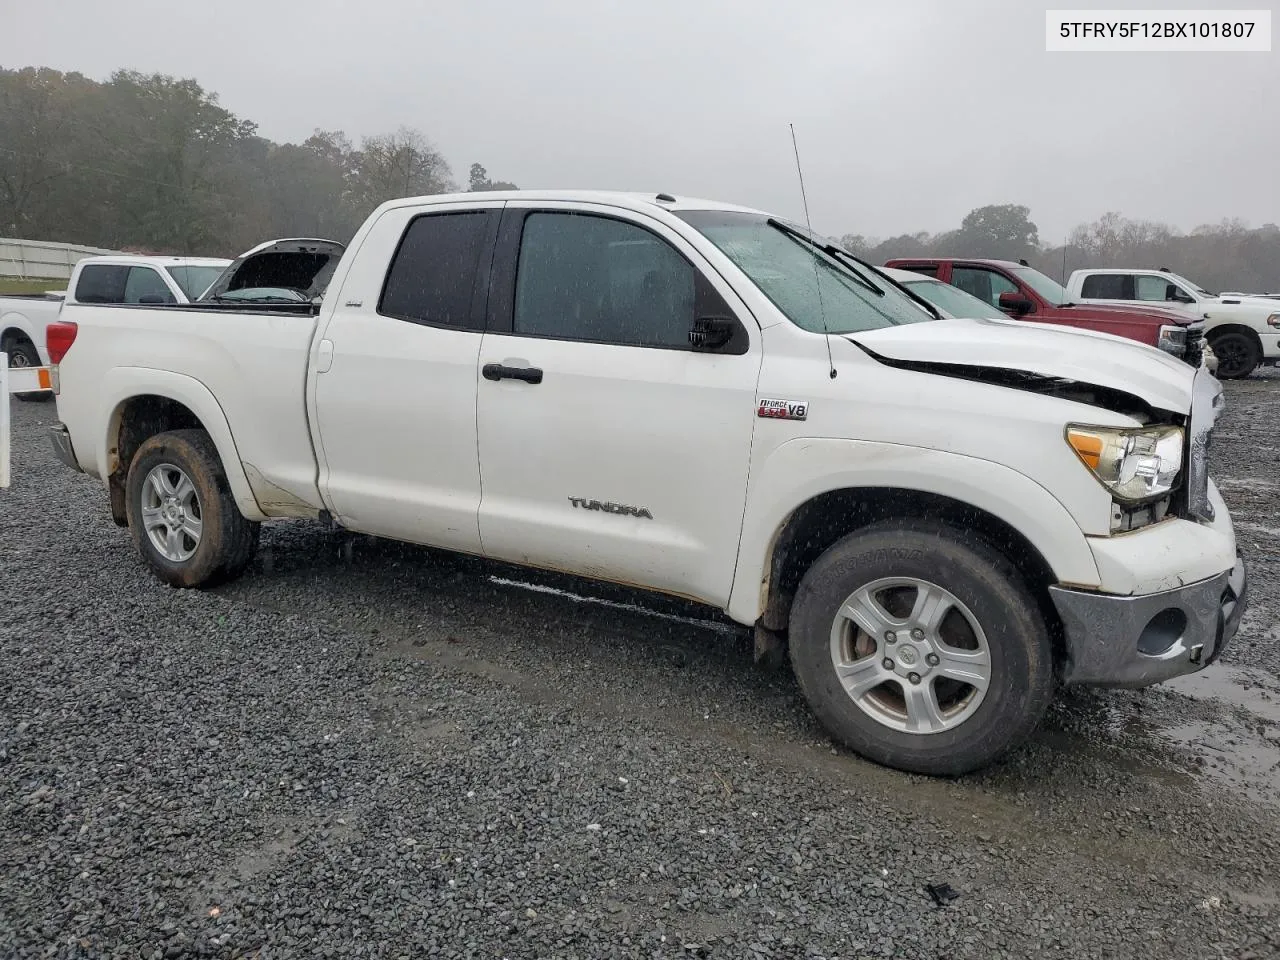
[48,423,81,473]
[1049,553,1247,688]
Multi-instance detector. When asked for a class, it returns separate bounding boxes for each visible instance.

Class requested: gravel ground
[2,373,1279,959]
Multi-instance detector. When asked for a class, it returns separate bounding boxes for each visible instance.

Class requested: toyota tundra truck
[41,191,1248,776]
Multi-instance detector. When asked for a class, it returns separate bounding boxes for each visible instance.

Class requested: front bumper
[48,423,81,473]
[1049,553,1247,688]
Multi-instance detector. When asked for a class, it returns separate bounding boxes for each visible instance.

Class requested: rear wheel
[3,337,50,402]
[1209,331,1261,379]
[125,429,259,587]
[788,520,1054,776]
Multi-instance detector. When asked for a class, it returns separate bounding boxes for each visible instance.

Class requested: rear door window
[74,264,130,303]
[379,211,494,329]
[1080,274,1134,299]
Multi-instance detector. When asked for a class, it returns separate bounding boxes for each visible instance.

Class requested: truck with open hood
[38,190,1248,776]
[196,238,346,305]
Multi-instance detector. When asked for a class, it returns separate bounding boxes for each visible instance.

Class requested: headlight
[1066,424,1184,503]
[1267,312,1280,328]
[1156,324,1187,354]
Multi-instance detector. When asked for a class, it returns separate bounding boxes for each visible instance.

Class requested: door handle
[482,363,543,384]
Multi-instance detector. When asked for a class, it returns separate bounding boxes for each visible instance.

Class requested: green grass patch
[0,277,64,295]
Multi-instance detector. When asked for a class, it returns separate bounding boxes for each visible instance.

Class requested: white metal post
[1,352,10,488]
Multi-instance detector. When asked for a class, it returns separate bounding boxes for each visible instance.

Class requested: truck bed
[54,301,326,517]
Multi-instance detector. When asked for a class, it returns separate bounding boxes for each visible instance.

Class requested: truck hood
[1055,300,1201,325]
[847,317,1195,415]
[199,238,346,302]
[1210,293,1280,310]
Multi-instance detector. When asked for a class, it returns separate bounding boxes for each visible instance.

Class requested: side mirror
[689,316,736,351]
[997,291,1034,316]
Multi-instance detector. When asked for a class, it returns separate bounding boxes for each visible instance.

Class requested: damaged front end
[847,332,1223,536]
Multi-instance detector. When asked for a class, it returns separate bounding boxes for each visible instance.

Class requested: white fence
[0,237,119,280]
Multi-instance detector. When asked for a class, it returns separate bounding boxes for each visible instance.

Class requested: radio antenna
[790,123,836,379]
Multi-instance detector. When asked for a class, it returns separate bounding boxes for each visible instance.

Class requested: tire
[4,338,51,402]
[1209,331,1261,380]
[125,429,260,588]
[788,520,1054,777]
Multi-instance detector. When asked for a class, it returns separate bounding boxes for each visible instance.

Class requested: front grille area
[1184,326,1205,367]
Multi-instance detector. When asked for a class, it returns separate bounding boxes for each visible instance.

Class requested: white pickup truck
[42,190,1248,776]
[1065,267,1280,379]
[1,254,230,392]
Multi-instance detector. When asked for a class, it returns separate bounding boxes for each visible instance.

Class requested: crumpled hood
[847,316,1196,415]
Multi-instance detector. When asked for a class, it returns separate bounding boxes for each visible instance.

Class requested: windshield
[675,210,933,334]
[1172,272,1214,297]
[213,287,309,302]
[165,265,226,300]
[902,277,1003,319]
[1010,266,1070,305]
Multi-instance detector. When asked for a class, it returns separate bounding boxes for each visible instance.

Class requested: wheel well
[1,327,36,351]
[107,395,206,526]
[1207,324,1262,347]
[759,488,1063,654]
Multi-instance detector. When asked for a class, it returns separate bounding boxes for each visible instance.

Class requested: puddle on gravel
[1158,721,1280,805]
[1159,665,1280,725]
[1151,665,1280,805]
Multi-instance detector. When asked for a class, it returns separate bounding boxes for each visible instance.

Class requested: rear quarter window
[74,264,130,303]
[1080,274,1133,299]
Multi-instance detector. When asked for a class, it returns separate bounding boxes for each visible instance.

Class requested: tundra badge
[568,497,653,519]
[757,398,808,421]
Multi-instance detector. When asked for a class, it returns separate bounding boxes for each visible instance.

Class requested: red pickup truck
[883,257,1206,366]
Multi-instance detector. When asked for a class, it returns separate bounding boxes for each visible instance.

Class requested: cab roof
[886,257,1028,269]
[377,190,770,217]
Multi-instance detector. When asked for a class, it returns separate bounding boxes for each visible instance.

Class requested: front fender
[98,368,267,521]
[726,437,1102,624]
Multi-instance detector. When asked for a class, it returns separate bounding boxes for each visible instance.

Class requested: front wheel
[125,429,260,588]
[788,520,1054,776]
[1209,331,1261,379]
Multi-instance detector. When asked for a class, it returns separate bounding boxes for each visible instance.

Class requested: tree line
[841,203,1280,295]
[2,66,1277,293]
[0,67,517,259]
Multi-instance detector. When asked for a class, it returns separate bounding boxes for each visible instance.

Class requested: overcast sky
[3,0,1277,242]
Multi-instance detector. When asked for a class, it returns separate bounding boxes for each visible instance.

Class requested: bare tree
[352,126,453,209]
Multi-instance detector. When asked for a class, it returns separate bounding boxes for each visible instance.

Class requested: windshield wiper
[766,218,943,320]
[767,218,885,295]
[762,217,947,323]
[852,259,945,321]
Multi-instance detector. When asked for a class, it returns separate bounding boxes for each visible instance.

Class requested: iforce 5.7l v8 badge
[757,398,809,421]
